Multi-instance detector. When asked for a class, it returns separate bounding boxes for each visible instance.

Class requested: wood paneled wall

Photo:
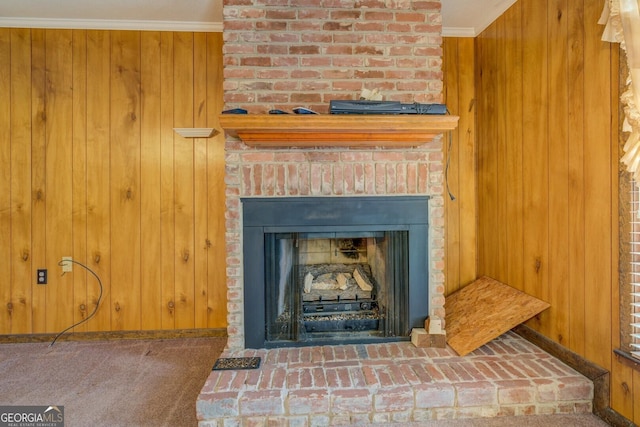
[0,29,227,335]
[467,0,638,421]
[443,37,478,294]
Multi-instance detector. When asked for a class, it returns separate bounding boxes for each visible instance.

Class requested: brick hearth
[196,332,593,426]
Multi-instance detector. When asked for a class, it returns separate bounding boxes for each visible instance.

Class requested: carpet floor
[0,336,226,426]
[0,336,611,426]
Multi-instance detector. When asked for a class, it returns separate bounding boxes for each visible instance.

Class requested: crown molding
[0,17,223,32]
[442,26,477,38]
[4,20,475,39]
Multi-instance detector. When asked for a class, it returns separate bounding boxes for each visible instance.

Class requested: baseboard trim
[0,328,228,344]
[513,324,635,427]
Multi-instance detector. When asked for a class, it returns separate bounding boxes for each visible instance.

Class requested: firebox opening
[242,196,430,349]
[265,231,409,346]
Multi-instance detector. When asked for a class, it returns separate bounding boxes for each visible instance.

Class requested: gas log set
[300,262,382,334]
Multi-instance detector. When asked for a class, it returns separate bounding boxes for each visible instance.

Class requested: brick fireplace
[196,2,597,424]
[221,0,449,351]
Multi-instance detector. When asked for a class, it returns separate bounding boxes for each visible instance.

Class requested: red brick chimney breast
[222,0,443,113]
[221,1,446,350]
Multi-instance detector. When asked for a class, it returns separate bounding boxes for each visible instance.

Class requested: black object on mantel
[329,100,447,115]
[221,108,248,114]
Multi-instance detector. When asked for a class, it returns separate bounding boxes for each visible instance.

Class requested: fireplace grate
[303,299,381,333]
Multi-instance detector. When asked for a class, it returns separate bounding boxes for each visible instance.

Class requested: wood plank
[140,31,163,330]
[445,276,550,356]
[609,35,628,417]
[86,30,112,331]
[443,38,461,294]
[9,28,33,334]
[495,14,509,283]
[71,29,88,332]
[219,114,459,147]
[206,32,227,328]
[611,362,635,420]
[634,369,640,424]
[582,0,612,370]
[477,24,500,279]
[475,31,487,277]
[193,32,209,329]
[174,32,196,329]
[443,36,478,295]
[456,38,477,289]
[503,2,524,294]
[45,29,75,333]
[160,31,176,329]
[110,31,142,330]
[30,29,47,333]
[566,0,586,355]
[0,29,11,334]
[547,0,570,344]
[521,0,549,329]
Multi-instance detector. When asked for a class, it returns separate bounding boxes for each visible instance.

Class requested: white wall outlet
[62,257,73,272]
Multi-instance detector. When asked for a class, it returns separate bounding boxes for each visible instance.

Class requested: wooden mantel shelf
[219,114,459,147]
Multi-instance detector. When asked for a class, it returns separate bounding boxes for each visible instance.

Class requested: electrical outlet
[37,269,47,284]
[62,257,73,272]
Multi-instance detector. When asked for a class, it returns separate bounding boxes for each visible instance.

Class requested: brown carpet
[0,337,226,427]
[0,337,611,427]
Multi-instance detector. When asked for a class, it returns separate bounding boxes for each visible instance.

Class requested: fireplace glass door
[265,231,409,345]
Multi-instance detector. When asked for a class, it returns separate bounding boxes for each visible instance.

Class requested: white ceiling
[0,0,516,37]
[441,0,517,36]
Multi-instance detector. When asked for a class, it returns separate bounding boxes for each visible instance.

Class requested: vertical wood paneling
[206,33,227,328]
[0,30,11,333]
[10,29,33,333]
[30,29,47,333]
[612,362,635,419]
[140,32,163,330]
[634,370,640,424]
[495,15,509,283]
[45,30,74,333]
[566,0,586,355]
[477,24,499,280]
[521,0,549,333]
[608,35,628,419]
[193,33,209,329]
[71,30,88,331]
[504,2,524,293]
[582,0,612,370]
[443,37,477,294]
[160,33,176,329]
[86,30,112,331]
[160,32,176,329]
[110,31,142,330]
[0,28,225,337]
[443,38,461,293]
[174,32,196,329]
[457,39,477,290]
[474,0,625,415]
[547,0,570,344]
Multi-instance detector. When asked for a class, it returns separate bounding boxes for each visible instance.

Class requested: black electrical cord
[50,259,103,347]
[444,108,456,201]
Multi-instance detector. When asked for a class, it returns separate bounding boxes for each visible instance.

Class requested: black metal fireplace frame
[242,196,430,349]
